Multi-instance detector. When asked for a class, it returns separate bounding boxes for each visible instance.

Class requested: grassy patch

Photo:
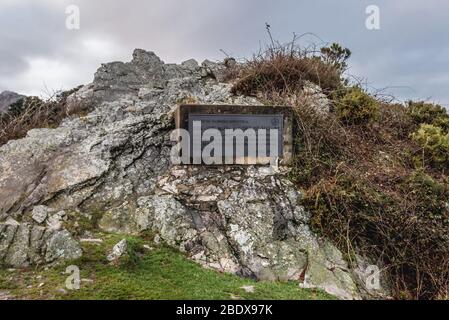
[0,234,334,300]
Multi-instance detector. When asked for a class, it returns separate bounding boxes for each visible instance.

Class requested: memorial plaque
[175,104,293,165]
[188,114,283,161]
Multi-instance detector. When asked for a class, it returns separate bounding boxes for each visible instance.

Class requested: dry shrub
[289,97,349,187]
[232,38,449,298]
[299,102,449,299]
[231,43,343,97]
[299,105,449,299]
[376,102,416,140]
[307,171,449,299]
[0,87,92,146]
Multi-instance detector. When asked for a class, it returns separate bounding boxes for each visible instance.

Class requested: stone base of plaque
[175,104,294,165]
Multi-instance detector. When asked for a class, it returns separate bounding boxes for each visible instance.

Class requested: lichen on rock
[0,221,82,267]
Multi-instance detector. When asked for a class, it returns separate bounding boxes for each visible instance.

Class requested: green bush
[433,117,449,133]
[403,170,449,218]
[412,124,449,167]
[407,101,448,127]
[320,43,352,71]
[334,87,379,125]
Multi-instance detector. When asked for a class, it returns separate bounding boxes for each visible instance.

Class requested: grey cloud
[0,0,448,105]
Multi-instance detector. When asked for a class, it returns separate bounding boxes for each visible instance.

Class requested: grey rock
[80,238,103,244]
[0,222,81,267]
[240,285,255,293]
[4,218,19,226]
[46,211,66,231]
[181,59,199,70]
[224,57,237,69]
[0,291,15,300]
[4,223,30,267]
[107,239,128,262]
[44,229,82,263]
[300,81,331,115]
[0,224,18,262]
[201,59,229,82]
[351,254,392,299]
[0,91,25,113]
[32,205,50,224]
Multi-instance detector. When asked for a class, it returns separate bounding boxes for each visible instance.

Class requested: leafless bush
[230,30,346,97]
[0,88,92,146]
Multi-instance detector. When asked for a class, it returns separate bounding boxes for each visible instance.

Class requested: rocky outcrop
[0,91,24,113]
[100,166,360,299]
[0,49,384,299]
[0,50,254,222]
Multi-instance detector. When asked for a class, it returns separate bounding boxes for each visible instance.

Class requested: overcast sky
[0,0,448,106]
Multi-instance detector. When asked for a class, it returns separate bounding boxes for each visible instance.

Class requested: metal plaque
[188,114,283,163]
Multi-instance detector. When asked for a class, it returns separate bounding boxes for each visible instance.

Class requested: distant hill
[0,91,24,113]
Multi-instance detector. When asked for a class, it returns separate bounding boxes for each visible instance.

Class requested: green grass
[0,234,335,300]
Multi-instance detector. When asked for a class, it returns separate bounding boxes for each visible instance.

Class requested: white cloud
[0,35,131,96]
[1,57,77,96]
